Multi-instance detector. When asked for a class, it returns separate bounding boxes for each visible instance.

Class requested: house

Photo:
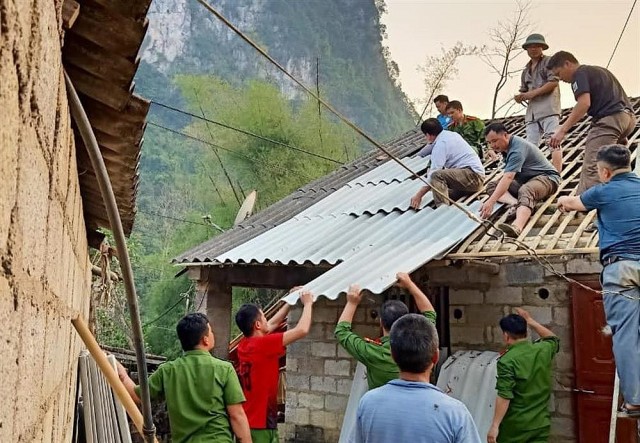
[0,0,150,440]
[175,98,639,443]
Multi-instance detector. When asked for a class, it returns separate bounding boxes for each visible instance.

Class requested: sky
[381,0,640,119]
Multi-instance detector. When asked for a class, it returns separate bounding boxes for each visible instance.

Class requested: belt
[601,255,625,267]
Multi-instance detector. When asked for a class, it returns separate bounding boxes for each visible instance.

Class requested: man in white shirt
[411,118,485,208]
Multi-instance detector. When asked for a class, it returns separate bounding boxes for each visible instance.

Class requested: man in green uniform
[488,308,559,443]
[334,272,436,390]
[446,100,488,159]
[117,313,252,443]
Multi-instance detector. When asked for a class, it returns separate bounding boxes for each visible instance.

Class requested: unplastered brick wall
[280,295,383,443]
[415,256,602,443]
[0,0,91,441]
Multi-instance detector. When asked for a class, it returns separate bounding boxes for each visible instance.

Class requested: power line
[138,209,211,227]
[192,0,635,300]
[606,0,638,68]
[150,101,343,164]
[147,121,316,180]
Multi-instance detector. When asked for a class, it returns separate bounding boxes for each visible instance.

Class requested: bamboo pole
[72,316,158,443]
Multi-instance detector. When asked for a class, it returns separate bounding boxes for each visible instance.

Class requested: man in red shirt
[235,290,315,443]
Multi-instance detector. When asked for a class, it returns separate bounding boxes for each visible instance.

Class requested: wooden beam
[195,264,332,289]
[446,248,599,259]
[62,0,80,30]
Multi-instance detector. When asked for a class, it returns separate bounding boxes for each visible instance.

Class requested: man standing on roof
[334,272,436,390]
[411,118,485,209]
[547,51,636,193]
[354,313,482,443]
[117,313,252,443]
[446,100,486,158]
[434,94,453,129]
[480,122,561,238]
[488,308,559,443]
[556,144,640,418]
[235,289,315,443]
[515,34,562,172]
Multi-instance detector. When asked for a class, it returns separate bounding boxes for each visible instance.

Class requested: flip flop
[618,404,640,418]
[505,205,517,223]
[497,223,521,239]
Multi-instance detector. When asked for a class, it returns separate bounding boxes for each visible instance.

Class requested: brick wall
[0,0,91,441]
[280,296,383,443]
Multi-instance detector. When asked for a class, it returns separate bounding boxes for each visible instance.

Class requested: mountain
[134,0,416,139]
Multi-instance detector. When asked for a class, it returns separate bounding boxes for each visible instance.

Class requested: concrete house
[176,99,639,443]
[0,0,150,440]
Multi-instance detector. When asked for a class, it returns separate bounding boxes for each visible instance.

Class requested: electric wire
[193,0,637,300]
[150,101,343,164]
[606,0,638,69]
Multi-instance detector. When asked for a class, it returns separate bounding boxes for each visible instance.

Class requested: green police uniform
[334,311,437,390]
[495,336,560,443]
[449,115,486,158]
[135,350,245,443]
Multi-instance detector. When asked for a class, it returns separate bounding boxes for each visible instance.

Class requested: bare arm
[227,403,252,443]
[267,302,291,332]
[487,397,510,443]
[338,284,362,324]
[282,291,314,347]
[529,81,558,99]
[515,307,555,338]
[116,361,141,404]
[557,195,587,213]
[549,93,590,148]
[396,273,434,314]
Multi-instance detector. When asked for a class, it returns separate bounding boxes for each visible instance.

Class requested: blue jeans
[601,259,640,405]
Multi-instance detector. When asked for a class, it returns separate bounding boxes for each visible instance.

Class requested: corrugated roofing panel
[281,201,489,303]
[347,156,428,186]
[436,350,499,440]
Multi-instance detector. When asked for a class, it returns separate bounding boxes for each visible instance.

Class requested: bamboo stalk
[72,316,157,443]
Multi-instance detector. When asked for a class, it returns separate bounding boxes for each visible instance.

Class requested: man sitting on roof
[446,100,487,158]
[480,122,561,238]
[410,118,485,209]
[556,144,640,418]
[235,290,315,443]
[334,272,435,390]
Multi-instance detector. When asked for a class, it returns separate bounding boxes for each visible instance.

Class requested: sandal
[497,223,521,239]
[505,205,517,223]
[618,404,640,418]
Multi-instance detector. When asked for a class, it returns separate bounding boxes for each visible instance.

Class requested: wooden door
[571,281,638,443]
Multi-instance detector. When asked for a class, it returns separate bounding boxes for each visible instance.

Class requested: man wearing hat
[515,34,562,172]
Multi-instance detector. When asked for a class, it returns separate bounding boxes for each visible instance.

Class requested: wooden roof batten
[62,0,152,238]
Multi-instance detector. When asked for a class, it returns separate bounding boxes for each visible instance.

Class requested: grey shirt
[504,135,560,184]
[520,55,561,122]
[572,65,632,119]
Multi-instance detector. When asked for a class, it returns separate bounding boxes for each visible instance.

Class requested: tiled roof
[62,0,152,236]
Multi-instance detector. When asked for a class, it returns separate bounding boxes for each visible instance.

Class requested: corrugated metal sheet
[347,155,428,186]
[281,202,487,302]
[436,350,499,440]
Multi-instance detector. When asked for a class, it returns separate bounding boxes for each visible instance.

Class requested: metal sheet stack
[78,351,132,443]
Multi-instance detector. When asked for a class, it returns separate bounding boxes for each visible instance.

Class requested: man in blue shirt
[557,144,640,417]
[480,122,560,238]
[434,94,453,129]
[353,314,482,443]
[411,118,485,209]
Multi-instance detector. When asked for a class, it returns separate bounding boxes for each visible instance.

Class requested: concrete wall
[280,257,600,442]
[0,0,91,441]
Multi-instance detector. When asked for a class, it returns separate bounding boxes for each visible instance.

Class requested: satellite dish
[234,190,257,226]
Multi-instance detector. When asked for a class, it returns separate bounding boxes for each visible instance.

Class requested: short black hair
[433,94,449,104]
[499,314,528,339]
[390,314,439,373]
[484,122,509,136]
[176,313,210,351]
[235,303,262,337]
[380,300,409,331]
[445,100,463,111]
[547,51,579,70]
[420,118,444,136]
[596,144,631,170]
